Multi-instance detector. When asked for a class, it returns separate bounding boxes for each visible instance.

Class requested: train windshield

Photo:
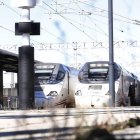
[78,62,121,83]
[88,68,108,80]
[35,64,66,84]
[35,69,54,84]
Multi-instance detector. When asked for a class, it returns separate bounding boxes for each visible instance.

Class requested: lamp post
[12,0,40,109]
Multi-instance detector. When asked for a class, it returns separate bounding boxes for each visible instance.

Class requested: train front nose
[90,86,112,107]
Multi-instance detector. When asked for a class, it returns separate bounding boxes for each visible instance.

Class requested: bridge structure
[0,41,140,69]
[0,41,139,51]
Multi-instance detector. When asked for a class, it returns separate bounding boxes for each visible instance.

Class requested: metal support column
[12,0,40,109]
[0,69,3,108]
[18,46,34,109]
[108,0,115,106]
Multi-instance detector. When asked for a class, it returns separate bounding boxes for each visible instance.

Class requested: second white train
[74,61,140,108]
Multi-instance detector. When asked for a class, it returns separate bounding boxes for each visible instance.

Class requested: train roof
[81,61,139,80]
[81,61,119,69]
[35,62,67,68]
[35,62,78,71]
[84,61,117,65]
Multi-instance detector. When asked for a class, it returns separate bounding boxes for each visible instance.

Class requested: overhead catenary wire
[48,0,138,25]
[0,0,64,45]
[1,0,139,41]
[73,0,108,37]
[77,0,140,25]
[0,0,20,16]
[0,25,14,33]
[42,2,107,39]
[42,1,97,41]
[77,1,131,21]
[41,0,140,41]
[0,0,138,69]
[41,27,65,42]
[0,0,140,46]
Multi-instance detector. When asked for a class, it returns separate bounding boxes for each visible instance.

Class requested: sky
[1,0,140,44]
[1,0,140,83]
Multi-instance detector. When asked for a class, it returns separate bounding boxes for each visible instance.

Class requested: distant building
[3,72,18,109]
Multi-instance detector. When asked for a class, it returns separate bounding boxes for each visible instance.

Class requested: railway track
[0,107,140,139]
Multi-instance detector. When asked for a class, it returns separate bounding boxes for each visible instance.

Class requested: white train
[34,63,78,108]
[75,61,140,108]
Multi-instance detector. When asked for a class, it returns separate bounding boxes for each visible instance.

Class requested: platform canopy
[0,49,18,72]
[0,49,41,73]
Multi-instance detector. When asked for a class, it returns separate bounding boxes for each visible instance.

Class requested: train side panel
[45,72,69,108]
[66,71,79,107]
[135,80,140,105]
[115,71,133,106]
[34,63,79,108]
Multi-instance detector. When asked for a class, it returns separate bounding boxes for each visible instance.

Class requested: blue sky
[0,0,140,45]
[1,0,140,81]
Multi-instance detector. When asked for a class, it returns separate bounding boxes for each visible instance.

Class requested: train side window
[114,67,121,80]
[56,71,65,81]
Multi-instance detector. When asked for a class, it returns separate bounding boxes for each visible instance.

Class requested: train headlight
[48,91,58,97]
[75,90,82,96]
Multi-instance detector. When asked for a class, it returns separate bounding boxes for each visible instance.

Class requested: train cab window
[114,66,121,80]
[88,68,108,80]
[78,70,88,80]
[35,71,52,84]
[56,71,65,81]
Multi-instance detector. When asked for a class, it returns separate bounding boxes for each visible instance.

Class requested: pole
[18,46,34,109]
[0,69,3,108]
[19,7,34,109]
[21,8,30,46]
[108,0,115,107]
[12,0,40,109]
